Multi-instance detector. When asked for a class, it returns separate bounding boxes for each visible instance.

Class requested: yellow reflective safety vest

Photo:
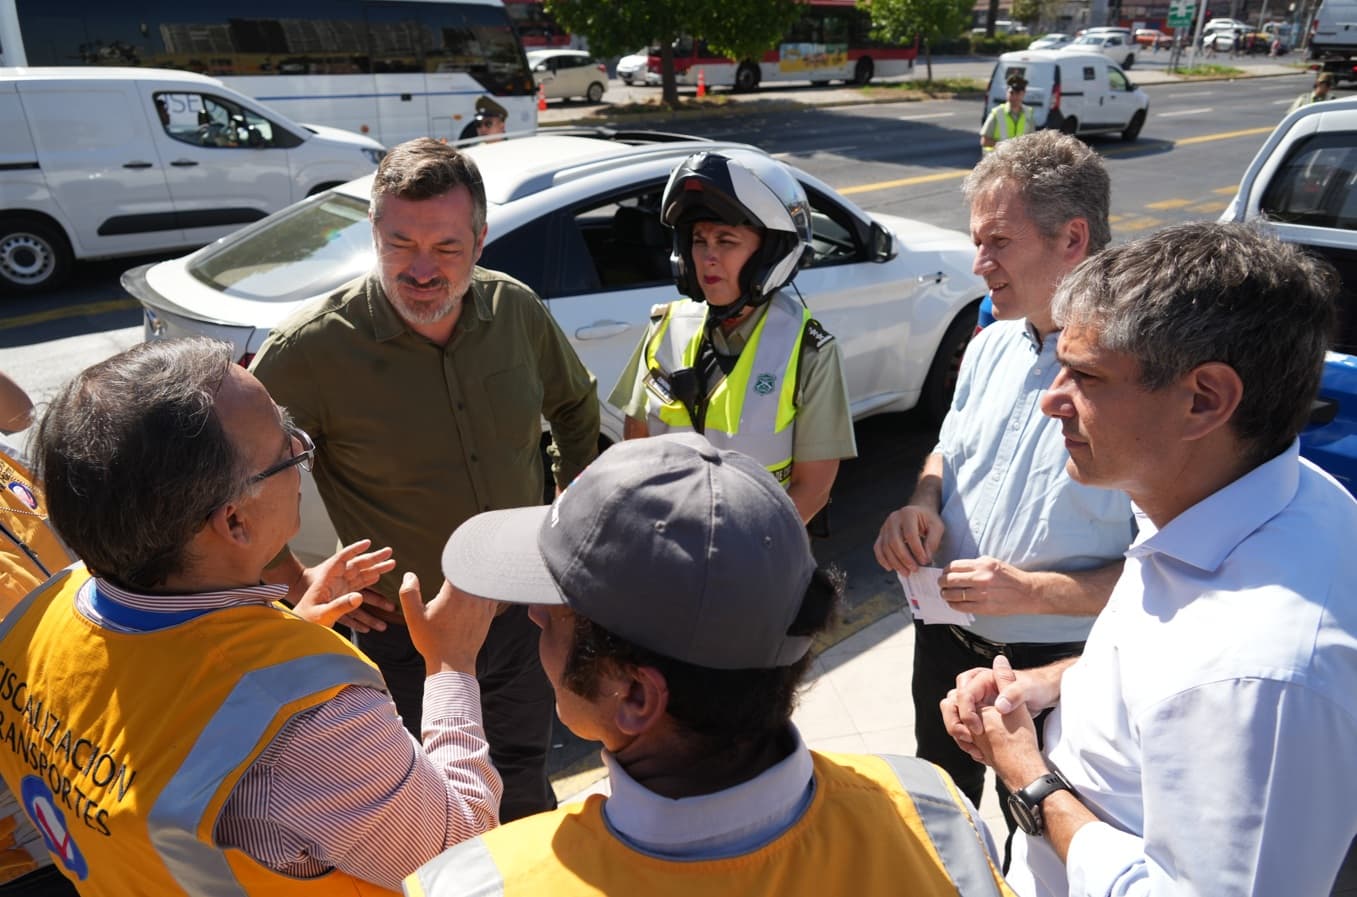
[983,105,1034,151]
[644,291,806,485]
[406,751,1016,897]
[0,566,396,896]
[0,448,71,618]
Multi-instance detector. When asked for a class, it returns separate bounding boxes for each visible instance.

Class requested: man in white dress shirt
[942,222,1357,897]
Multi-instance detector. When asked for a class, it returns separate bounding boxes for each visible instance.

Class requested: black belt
[946,625,1085,664]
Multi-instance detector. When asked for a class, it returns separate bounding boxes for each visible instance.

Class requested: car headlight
[362,147,386,166]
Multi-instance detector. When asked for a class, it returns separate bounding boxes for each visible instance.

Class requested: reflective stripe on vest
[644,292,805,482]
[148,653,387,895]
[405,836,502,897]
[880,755,1006,897]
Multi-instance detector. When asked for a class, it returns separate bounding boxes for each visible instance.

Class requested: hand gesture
[289,540,396,632]
[937,556,1034,616]
[398,573,498,676]
[874,504,945,573]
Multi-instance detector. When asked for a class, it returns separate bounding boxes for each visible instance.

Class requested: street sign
[1168,0,1194,27]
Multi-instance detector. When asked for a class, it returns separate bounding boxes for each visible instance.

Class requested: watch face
[1007,792,1043,835]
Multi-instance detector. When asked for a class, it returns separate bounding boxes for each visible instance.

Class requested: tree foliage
[862,0,974,81]
[545,0,800,104]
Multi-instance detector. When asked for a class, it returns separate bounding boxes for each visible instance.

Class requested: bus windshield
[5,0,536,146]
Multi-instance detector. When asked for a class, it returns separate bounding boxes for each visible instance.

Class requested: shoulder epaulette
[649,302,671,322]
[803,318,834,351]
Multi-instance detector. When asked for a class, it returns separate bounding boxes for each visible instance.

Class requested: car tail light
[1051,84,1061,111]
[597,63,606,73]
[238,353,255,368]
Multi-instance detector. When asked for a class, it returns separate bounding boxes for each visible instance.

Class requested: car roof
[0,66,223,87]
[526,49,592,59]
[999,49,1108,62]
[333,132,764,207]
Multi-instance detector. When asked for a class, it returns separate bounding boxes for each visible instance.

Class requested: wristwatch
[1007,769,1074,836]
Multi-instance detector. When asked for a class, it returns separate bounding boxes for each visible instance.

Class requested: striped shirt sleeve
[215,673,501,891]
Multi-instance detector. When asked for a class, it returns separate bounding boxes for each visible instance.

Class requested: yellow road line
[1146,198,1194,210]
[1188,200,1229,213]
[0,298,138,332]
[1118,216,1163,232]
[840,126,1276,198]
[838,168,972,195]
[1214,185,1240,195]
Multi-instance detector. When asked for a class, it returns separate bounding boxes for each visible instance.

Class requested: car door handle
[122,161,154,169]
[917,271,947,284]
[575,321,631,340]
[170,160,199,167]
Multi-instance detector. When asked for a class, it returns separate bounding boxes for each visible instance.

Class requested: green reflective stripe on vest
[644,292,805,479]
[147,653,388,896]
[877,755,1004,897]
[406,836,505,897]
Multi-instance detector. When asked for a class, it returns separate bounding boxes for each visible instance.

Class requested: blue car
[1303,353,1357,494]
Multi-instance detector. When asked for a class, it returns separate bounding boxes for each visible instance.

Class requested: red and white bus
[650,0,917,91]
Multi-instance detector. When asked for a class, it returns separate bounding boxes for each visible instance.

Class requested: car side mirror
[869,220,895,261]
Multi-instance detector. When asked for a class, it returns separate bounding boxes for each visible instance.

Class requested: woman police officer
[607,150,856,522]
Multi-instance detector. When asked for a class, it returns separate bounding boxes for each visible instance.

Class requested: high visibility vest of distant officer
[1288,71,1334,114]
[613,149,857,523]
[981,74,1034,151]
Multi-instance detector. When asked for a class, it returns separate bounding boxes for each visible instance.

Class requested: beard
[382,270,471,326]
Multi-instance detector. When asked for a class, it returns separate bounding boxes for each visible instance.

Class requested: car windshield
[189,193,373,302]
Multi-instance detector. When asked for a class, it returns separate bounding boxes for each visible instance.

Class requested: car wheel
[853,57,875,85]
[1059,115,1078,135]
[0,217,73,294]
[1122,109,1146,141]
[1123,54,1135,68]
[735,63,760,92]
[921,302,982,423]
[587,81,604,103]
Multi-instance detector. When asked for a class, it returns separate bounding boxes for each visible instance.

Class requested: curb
[541,67,1307,128]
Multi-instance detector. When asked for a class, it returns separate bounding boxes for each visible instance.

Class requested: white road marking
[1158,106,1213,117]
[898,111,957,120]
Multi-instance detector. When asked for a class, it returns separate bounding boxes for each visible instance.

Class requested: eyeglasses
[250,426,315,483]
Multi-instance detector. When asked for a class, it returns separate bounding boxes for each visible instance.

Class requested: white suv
[526,49,609,103]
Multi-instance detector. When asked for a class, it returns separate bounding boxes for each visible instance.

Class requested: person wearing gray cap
[402,434,1016,897]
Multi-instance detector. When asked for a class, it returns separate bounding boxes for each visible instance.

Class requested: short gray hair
[1052,222,1337,465]
[963,130,1111,253]
[35,338,252,590]
[371,137,487,241]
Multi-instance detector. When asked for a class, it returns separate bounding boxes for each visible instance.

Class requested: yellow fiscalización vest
[644,291,807,484]
[406,751,1016,897]
[983,105,1033,151]
[0,449,71,618]
[0,566,397,896]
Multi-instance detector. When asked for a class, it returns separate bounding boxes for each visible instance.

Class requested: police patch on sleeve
[803,318,834,351]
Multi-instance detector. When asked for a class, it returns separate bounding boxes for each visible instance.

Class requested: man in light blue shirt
[945,222,1357,896]
[874,131,1134,856]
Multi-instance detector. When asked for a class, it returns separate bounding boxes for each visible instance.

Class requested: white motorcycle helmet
[661,150,813,321]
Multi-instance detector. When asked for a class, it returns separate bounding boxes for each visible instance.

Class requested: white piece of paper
[898,567,975,626]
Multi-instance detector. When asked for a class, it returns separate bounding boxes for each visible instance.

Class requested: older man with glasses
[0,338,505,895]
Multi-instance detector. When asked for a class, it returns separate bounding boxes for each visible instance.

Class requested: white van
[0,68,386,293]
[985,50,1150,141]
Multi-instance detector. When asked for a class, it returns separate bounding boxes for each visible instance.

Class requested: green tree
[864,0,974,81]
[545,0,800,105]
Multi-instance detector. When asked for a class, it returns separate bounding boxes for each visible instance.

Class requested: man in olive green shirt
[252,138,599,821]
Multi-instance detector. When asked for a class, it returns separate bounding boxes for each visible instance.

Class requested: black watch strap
[1009,769,1074,836]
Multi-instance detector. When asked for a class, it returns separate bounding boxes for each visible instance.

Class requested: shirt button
[470,454,479,463]
[456,402,465,411]
[483,505,492,511]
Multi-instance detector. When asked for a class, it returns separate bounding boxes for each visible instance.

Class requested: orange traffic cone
[696,68,707,97]
[537,81,547,111]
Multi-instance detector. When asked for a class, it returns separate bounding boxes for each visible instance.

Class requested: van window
[1083,67,1096,81]
[1259,131,1357,230]
[1108,68,1129,90]
[154,91,298,150]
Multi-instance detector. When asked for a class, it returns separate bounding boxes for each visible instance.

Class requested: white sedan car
[1061,32,1137,68]
[617,48,659,85]
[125,132,985,560]
[526,49,609,102]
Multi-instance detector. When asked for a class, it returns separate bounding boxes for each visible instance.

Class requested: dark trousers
[0,866,78,896]
[356,604,557,823]
[912,620,1084,867]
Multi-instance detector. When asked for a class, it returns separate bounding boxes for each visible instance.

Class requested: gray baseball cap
[441,432,817,669]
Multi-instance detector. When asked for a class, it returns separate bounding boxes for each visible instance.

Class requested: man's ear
[613,665,669,737]
[1061,217,1091,263]
[1182,361,1244,442]
[207,500,250,547]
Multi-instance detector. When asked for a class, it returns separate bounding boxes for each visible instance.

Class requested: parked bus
[0,0,537,146]
[651,0,917,91]
[504,0,574,48]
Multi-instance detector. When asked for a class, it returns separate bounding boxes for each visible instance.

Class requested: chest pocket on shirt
[482,364,544,448]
